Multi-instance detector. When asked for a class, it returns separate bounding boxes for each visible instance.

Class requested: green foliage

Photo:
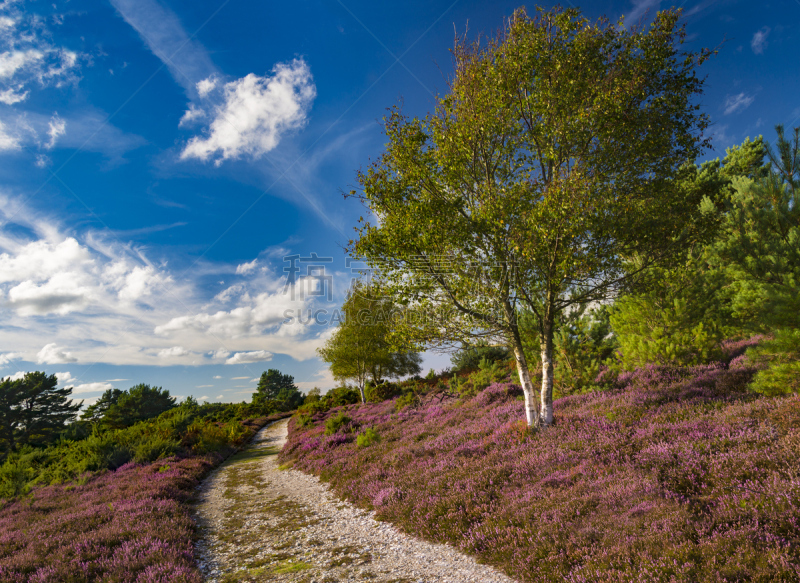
[324,412,353,436]
[318,282,421,402]
[450,343,510,373]
[0,372,81,458]
[394,390,420,411]
[364,381,402,403]
[253,369,304,411]
[356,427,380,448]
[0,397,273,500]
[747,329,800,396]
[294,413,313,429]
[350,6,712,426]
[702,172,800,330]
[519,305,618,392]
[84,384,176,431]
[303,387,321,404]
[452,357,509,398]
[609,135,777,370]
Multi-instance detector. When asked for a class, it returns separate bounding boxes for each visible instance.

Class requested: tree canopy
[317,282,422,402]
[350,6,712,426]
[252,369,304,410]
[82,384,176,430]
[0,372,81,457]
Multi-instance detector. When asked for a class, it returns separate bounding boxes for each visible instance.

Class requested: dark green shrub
[451,343,510,373]
[132,435,181,464]
[325,412,353,436]
[394,391,419,411]
[365,381,402,403]
[747,329,800,396]
[294,413,313,428]
[356,427,380,448]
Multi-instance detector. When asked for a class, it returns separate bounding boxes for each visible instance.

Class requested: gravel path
[192,418,517,583]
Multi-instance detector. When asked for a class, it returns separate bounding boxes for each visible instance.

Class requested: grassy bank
[281,339,800,582]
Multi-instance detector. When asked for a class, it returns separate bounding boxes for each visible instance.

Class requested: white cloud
[0,198,333,366]
[0,6,81,103]
[157,346,189,358]
[199,395,208,400]
[0,87,26,104]
[71,381,115,394]
[751,26,770,54]
[0,119,19,150]
[0,351,21,365]
[213,375,222,379]
[109,0,215,97]
[196,75,218,98]
[196,384,213,388]
[231,376,249,379]
[624,0,661,27]
[724,93,755,115]
[179,103,206,127]
[46,113,66,149]
[3,371,26,381]
[235,259,257,275]
[37,343,77,364]
[180,60,316,164]
[215,394,223,400]
[226,350,273,365]
[55,371,76,385]
[213,283,244,304]
[0,49,43,79]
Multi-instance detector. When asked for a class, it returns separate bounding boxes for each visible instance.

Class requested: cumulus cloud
[55,371,76,385]
[213,375,222,379]
[37,343,77,364]
[0,199,333,366]
[0,234,171,316]
[724,93,755,115]
[235,259,258,275]
[180,59,316,164]
[0,351,21,365]
[157,346,189,358]
[155,290,302,338]
[71,381,114,394]
[225,350,273,365]
[196,75,218,98]
[179,103,206,127]
[751,26,770,54]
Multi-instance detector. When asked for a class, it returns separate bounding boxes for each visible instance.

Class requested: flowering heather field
[281,339,800,582]
[0,417,273,582]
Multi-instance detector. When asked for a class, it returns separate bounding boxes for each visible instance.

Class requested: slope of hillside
[280,339,800,582]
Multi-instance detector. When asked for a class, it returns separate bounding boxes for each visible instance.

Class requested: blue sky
[0,0,797,406]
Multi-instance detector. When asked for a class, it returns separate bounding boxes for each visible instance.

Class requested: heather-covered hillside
[281,339,800,582]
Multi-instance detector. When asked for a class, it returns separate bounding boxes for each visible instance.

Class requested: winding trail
[192,419,517,583]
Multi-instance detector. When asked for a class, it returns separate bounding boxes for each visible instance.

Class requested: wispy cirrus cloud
[723,92,755,115]
[751,26,770,54]
[108,0,216,97]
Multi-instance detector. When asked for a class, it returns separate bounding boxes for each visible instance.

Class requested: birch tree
[349,6,711,427]
[317,283,421,402]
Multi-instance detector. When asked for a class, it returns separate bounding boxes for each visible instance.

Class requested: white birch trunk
[512,344,539,428]
[539,324,554,426]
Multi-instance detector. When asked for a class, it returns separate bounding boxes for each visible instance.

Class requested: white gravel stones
[192,419,517,583]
